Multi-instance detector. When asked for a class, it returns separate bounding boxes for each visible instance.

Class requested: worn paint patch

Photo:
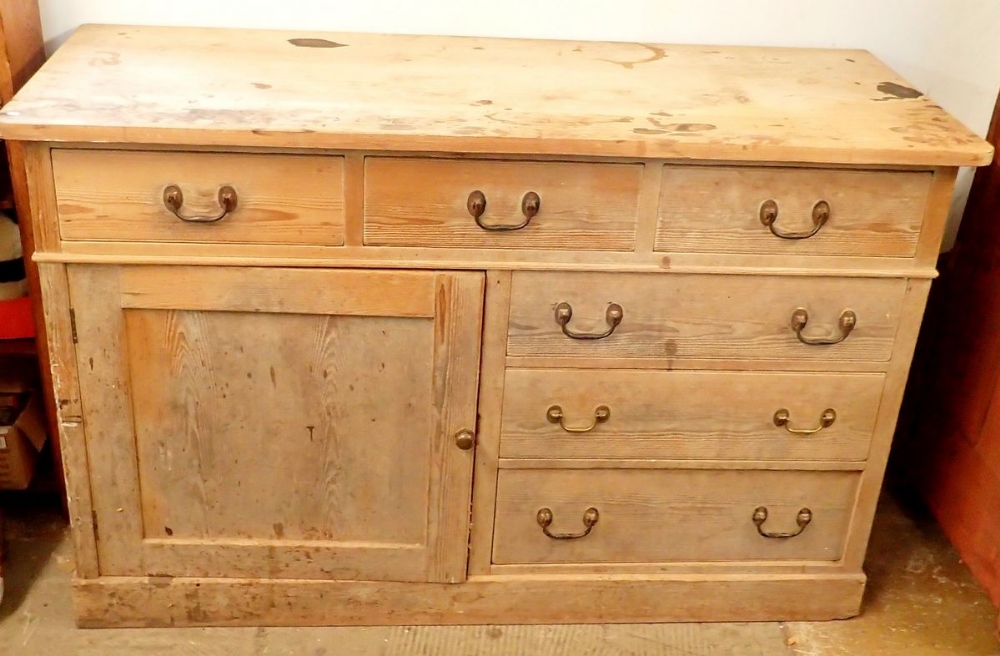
[600,43,666,69]
[647,116,715,133]
[251,128,315,136]
[667,123,716,132]
[288,38,347,49]
[379,118,418,131]
[876,81,924,100]
[484,112,519,125]
[89,51,120,66]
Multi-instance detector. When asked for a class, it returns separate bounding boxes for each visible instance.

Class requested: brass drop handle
[554,302,623,340]
[753,506,813,539]
[536,507,599,540]
[790,308,856,345]
[467,190,540,231]
[454,429,475,450]
[759,199,830,239]
[773,408,836,435]
[546,405,610,433]
[163,184,238,223]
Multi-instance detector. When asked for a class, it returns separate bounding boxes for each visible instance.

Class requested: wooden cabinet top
[0,24,991,166]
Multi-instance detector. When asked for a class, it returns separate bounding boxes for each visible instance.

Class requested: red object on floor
[902,88,1000,624]
[0,296,35,339]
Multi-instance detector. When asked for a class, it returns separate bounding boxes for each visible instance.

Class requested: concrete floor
[0,489,996,655]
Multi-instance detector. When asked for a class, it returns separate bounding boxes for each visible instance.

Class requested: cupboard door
[69,265,483,583]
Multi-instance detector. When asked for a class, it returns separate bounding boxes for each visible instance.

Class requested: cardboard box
[0,367,30,408]
[0,393,46,489]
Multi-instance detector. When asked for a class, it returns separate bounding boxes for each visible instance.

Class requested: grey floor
[0,491,996,655]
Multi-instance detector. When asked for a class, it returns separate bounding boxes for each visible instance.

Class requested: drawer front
[501,369,885,461]
[507,272,907,362]
[492,469,858,564]
[53,150,346,245]
[364,157,641,250]
[656,167,931,257]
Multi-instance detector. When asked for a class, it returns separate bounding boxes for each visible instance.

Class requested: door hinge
[69,308,78,344]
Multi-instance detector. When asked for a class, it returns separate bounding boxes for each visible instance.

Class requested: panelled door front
[69,265,483,583]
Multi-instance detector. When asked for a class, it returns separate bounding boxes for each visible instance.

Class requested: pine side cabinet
[0,25,991,627]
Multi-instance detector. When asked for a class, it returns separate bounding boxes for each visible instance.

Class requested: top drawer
[507,271,907,363]
[364,158,641,250]
[656,167,931,257]
[52,150,346,245]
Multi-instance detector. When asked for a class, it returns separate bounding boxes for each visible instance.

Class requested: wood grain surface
[500,369,884,461]
[507,271,907,362]
[68,265,482,583]
[492,468,859,564]
[72,572,866,626]
[364,157,641,250]
[0,25,989,165]
[53,149,345,245]
[656,166,931,257]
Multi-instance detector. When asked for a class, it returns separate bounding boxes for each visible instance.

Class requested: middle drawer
[507,272,907,362]
[500,369,884,461]
[364,157,642,250]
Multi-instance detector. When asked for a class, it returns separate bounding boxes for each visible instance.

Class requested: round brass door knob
[455,429,475,450]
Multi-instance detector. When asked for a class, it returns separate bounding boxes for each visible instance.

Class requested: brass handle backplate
[554,302,623,340]
[467,190,539,231]
[546,405,610,433]
[454,429,475,450]
[753,506,813,539]
[536,507,599,540]
[773,408,836,435]
[760,199,830,239]
[163,184,238,223]
[791,308,856,345]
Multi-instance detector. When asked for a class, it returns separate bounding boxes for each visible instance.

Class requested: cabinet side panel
[913,167,958,268]
[38,262,98,577]
[17,142,66,501]
[68,264,145,575]
[843,278,933,569]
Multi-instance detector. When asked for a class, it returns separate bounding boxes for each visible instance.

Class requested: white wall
[37,0,1000,248]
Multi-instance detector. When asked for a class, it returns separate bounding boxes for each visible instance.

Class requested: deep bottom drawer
[492,468,859,564]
